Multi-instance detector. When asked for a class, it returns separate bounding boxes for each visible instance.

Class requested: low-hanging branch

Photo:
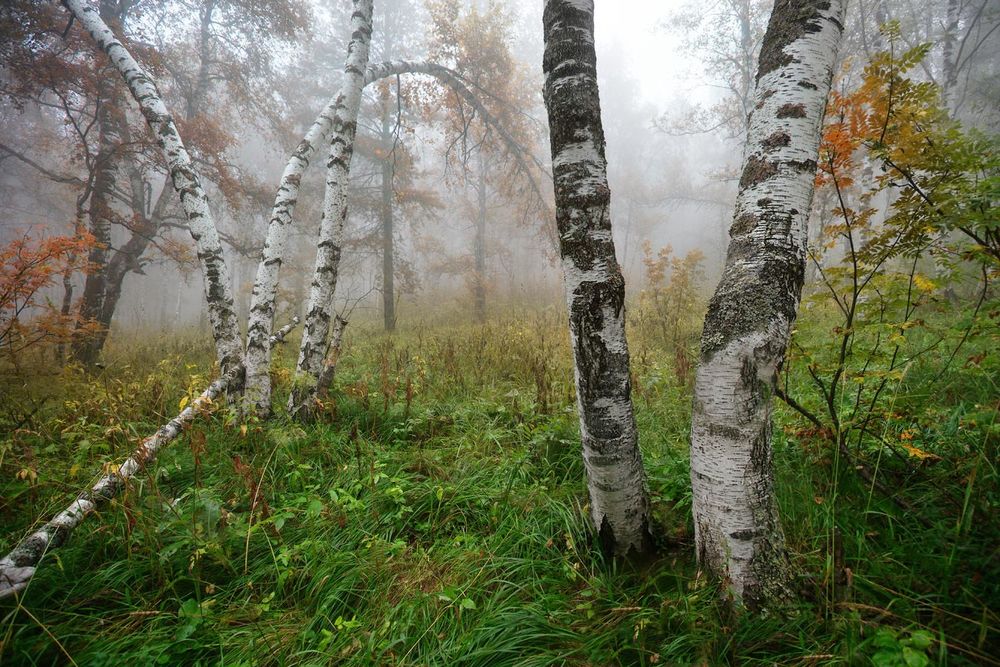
[0,317,300,600]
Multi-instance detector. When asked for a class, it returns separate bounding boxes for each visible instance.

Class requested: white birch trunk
[62,0,243,379]
[0,318,299,599]
[286,0,374,418]
[244,59,545,415]
[542,0,650,556]
[690,0,846,609]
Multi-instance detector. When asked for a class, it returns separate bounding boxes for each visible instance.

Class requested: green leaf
[908,631,933,651]
[902,646,929,667]
[459,598,476,610]
[306,499,324,518]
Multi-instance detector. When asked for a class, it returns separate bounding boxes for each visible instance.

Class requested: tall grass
[1,303,997,665]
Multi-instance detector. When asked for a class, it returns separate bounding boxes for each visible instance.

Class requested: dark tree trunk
[72,1,122,367]
[473,148,487,323]
[380,87,396,332]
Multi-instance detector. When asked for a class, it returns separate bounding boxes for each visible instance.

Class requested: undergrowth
[0,305,997,665]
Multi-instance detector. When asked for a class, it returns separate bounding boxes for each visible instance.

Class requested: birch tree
[61,0,244,377]
[287,0,374,417]
[541,0,651,556]
[690,0,847,609]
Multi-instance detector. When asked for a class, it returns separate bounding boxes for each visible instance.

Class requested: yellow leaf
[179,395,190,411]
[240,424,248,437]
[902,443,940,461]
[913,274,936,293]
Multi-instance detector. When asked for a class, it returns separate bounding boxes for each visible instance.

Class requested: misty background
[2,0,997,337]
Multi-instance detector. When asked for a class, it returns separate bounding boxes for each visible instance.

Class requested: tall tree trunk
[380,87,396,332]
[941,0,960,113]
[542,0,651,557]
[288,0,374,417]
[690,0,846,610]
[473,148,487,323]
[63,0,243,379]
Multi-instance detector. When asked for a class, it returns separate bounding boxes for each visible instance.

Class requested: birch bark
[0,318,299,599]
[542,0,651,556]
[287,0,374,418]
[62,0,243,379]
[690,0,846,609]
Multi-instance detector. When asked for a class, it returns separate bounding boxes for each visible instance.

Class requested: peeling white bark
[62,0,243,378]
[691,0,846,608]
[286,0,373,418]
[543,0,650,556]
[0,318,299,599]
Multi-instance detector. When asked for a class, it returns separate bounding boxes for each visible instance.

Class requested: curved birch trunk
[62,0,243,379]
[690,0,846,609]
[0,318,299,599]
[542,0,650,556]
[286,0,374,418]
[244,59,546,415]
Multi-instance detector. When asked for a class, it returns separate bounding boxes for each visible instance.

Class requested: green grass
[1,307,997,665]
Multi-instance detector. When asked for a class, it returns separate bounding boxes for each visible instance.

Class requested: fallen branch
[0,317,299,599]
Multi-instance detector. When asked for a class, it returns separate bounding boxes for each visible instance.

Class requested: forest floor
[1,304,998,665]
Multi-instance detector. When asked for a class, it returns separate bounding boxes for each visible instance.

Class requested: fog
[1,0,996,337]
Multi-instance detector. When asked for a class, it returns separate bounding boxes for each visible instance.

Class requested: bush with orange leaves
[0,229,96,362]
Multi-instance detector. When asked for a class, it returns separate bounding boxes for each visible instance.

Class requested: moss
[788,158,818,174]
[739,156,779,190]
[756,0,832,83]
[731,213,758,236]
[761,131,791,151]
[776,103,807,118]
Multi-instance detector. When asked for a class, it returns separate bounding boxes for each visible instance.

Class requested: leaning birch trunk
[243,59,544,415]
[0,318,299,599]
[690,0,846,609]
[287,0,373,418]
[541,0,650,556]
[62,0,243,379]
